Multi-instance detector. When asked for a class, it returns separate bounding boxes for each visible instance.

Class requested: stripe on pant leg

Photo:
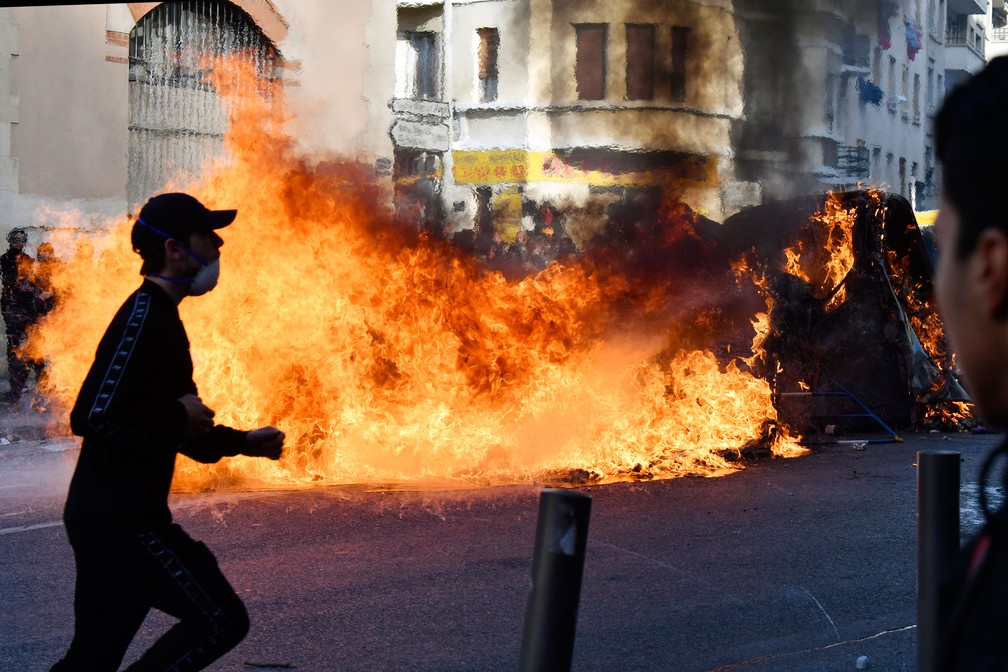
[138,531,236,672]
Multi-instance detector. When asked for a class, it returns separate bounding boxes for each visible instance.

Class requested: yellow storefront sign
[452,149,715,187]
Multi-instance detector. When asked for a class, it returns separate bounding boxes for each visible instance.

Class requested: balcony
[948,0,988,14]
[945,34,986,74]
[837,144,870,180]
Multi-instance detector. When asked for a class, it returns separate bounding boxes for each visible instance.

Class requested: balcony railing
[945,34,986,59]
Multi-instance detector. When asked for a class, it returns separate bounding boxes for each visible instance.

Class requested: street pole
[916,450,960,672]
[519,488,592,672]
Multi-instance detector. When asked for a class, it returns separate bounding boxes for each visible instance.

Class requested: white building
[734,0,991,214]
[985,0,1008,59]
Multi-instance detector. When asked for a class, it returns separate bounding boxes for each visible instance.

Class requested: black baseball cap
[131,192,237,259]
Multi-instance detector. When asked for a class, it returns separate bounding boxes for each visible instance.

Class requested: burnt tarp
[711,191,966,432]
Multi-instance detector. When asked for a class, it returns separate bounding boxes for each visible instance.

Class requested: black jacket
[65,280,247,531]
[939,439,1008,671]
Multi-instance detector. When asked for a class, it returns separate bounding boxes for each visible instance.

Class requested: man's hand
[178,393,215,436]
[245,426,284,460]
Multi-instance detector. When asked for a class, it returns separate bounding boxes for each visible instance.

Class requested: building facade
[390,0,997,239]
[391,0,751,245]
[0,1,396,241]
[0,1,1000,247]
[734,0,993,214]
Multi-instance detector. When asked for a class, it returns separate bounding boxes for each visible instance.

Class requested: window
[670,26,690,102]
[129,1,275,88]
[625,24,656,101]
[911,161,920,207]
[396,31,439,100]
[476,28,499,103]
[575,24,607,100]
[913,72,921,123]
[927,59,934,107]
[887,56,896,111]
[824,74,836,131]
[901,64,909,117]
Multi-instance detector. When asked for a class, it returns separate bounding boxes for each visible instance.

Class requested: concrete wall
[10,5,128,204]
[280,1,395,162]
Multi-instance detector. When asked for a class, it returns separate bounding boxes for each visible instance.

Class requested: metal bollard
[519,488,592,672]
[916,450,960,672]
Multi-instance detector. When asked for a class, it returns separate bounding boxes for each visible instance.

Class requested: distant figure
[23,241,61,385]
[32,241,59,301]
[932,56,1008,669]
[50,193,286,672]
[0,227,34,403]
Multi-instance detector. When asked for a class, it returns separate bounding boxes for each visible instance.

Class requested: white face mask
[187,258,220,296]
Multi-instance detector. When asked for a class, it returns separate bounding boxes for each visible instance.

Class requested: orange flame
[782,192,856,312]
[28,57,805,489]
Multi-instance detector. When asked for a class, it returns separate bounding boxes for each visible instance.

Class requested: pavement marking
[705,624,916,671]
[592,539,719,592]
[802,586,840,642]
[0,520,62,535]
[1,509,32,517]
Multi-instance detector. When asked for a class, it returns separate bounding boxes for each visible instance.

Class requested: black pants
[50,523,249,672]
[4,322,28,397]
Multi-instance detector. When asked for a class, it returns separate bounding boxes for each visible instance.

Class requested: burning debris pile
[705,191,969,434]
[23,60,965,491]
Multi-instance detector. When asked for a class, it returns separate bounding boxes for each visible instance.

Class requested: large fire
[26,60,813,489]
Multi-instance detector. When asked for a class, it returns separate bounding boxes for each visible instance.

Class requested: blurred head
[933,56,1008,424]
[935,56,1008,260]
[36,242,54,262]
[6,228,27,252]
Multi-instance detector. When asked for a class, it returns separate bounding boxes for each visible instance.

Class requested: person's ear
[974,228,1008,320]
[163,238,186,265]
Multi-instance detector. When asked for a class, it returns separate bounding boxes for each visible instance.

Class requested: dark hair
[935,56,1008,259]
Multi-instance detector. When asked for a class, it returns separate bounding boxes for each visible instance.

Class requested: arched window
[127,1,278,206]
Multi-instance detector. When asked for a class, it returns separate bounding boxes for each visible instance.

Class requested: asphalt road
[0,407,1000,672]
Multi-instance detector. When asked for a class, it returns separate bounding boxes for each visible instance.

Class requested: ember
[23,58,964,490]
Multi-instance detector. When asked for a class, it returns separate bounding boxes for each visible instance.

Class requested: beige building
[391,0,750,242]
[0,1,396,246]
[0,1,400,380]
